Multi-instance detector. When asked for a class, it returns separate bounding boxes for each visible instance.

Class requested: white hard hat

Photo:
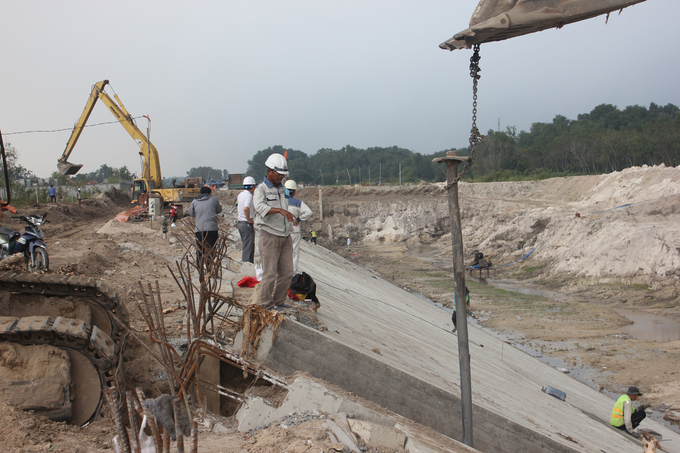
[284,180,298,191]
[264,153,289,175]
[243,176,256,187]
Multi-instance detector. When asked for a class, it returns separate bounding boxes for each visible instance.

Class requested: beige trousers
[259,230,294,309]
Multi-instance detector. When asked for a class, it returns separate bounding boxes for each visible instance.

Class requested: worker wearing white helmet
[284,180,313,274]
[237,176,257,263]
[254,153,297,311]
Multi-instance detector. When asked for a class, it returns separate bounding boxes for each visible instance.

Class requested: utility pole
[319,169,324,186]
[379,162,381,185]
[433,151,473,447]
[346,168,352,185]
[369,164,371,185]
[144,115,152,227]
[399,163,401,186]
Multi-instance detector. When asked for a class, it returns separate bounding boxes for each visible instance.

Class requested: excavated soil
[1,167,679,450]
[291,165,680,429]
[0,189,412,452]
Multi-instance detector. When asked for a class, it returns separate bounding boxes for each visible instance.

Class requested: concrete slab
[235,376,480,453]
[245,241,679,453]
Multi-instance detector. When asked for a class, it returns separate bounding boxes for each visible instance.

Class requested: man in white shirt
[284,180,313,274]
[237,176,257,263]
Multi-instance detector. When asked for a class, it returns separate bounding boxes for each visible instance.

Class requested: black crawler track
[0,272,129,425]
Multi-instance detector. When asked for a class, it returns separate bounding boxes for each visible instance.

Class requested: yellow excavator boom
[57,80,163,190]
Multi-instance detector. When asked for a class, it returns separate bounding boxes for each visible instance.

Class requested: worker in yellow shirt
[610,386,646,437]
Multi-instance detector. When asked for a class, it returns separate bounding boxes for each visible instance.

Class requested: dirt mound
[101,187,131,205]
[0,404,114,452]
[302,165,680,292]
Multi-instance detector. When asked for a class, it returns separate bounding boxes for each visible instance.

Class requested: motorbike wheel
[26,247,49,272]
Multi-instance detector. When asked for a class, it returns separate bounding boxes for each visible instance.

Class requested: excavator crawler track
[0,272,129,425]
[0,272,129,344]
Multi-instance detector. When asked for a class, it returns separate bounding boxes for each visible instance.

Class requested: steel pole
[433,151,472,447]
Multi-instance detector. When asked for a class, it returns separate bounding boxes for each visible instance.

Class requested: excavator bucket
[440,0,647,50]
[57,161,84,176]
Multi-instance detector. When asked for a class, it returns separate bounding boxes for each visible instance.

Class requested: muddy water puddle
[615,308,680,342]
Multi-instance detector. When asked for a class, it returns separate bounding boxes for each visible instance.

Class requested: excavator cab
[132,178,148,204]
[440,0,646,50]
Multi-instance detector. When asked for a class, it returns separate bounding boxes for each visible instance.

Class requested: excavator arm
[440,0,647,50]
[57,80,163,190]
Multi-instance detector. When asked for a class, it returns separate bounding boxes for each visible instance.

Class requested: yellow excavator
[57,80,202,206]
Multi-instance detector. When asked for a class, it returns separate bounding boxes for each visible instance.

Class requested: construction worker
[237,176,257,263]
[310,230,317,245]
[284,180,313,274]
[76,188,82,206]
[452,286,470,334]
[189,186,222,263]
[161,216,168,239]
[611,386,646,436]
[48,184,57,203]
[347,235,351,253]
[254,153,296,311]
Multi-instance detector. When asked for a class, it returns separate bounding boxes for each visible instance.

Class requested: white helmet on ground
[284,180,298,191]
[264,153,289,175]
[243,176,256,188]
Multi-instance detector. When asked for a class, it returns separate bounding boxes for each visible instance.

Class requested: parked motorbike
[0,212,49,272]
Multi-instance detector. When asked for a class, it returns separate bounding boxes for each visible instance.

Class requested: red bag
[237,276,260,288]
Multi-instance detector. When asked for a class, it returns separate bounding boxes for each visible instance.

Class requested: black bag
[290,272,319,305]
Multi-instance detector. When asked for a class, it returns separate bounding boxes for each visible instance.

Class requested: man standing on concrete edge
[610,386,647,437]
[254,153,296,311]
[237,176,257,263]
[190,186,222,262]
[284,180,313,274]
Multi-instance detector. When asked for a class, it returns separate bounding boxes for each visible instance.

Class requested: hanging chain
[446,44,485,189]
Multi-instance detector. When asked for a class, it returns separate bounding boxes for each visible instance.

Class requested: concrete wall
[263,320,579,453]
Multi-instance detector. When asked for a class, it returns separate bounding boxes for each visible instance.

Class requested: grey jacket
[254,177,291,237]
[189,194,222,232]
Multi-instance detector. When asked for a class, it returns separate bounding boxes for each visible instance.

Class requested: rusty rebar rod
[136,388,163,453]
[104,387,131,453]
[190,420,198,453]
[173,398,185,453]
[126,391,140,453]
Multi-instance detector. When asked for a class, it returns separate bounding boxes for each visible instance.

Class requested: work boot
[452,327,457,334]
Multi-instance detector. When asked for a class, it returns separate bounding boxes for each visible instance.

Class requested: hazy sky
[1,0,678,179]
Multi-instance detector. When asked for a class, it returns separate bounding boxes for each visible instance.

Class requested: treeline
[247,145,449,185]
[246,102,679,185]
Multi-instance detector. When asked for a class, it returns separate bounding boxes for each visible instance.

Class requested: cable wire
[3,117,144,136]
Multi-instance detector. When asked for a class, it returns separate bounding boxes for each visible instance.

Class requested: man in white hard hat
[254,153,296,311]
[284,180,313,274]
[237,176,257,263]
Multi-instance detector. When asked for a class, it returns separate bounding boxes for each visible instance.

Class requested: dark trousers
[614,410,646,432]
[238,221,255,263]
[311,237,316,245]
[195,230,219,262]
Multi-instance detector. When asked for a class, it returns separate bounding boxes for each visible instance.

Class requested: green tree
[186,166,224,182]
